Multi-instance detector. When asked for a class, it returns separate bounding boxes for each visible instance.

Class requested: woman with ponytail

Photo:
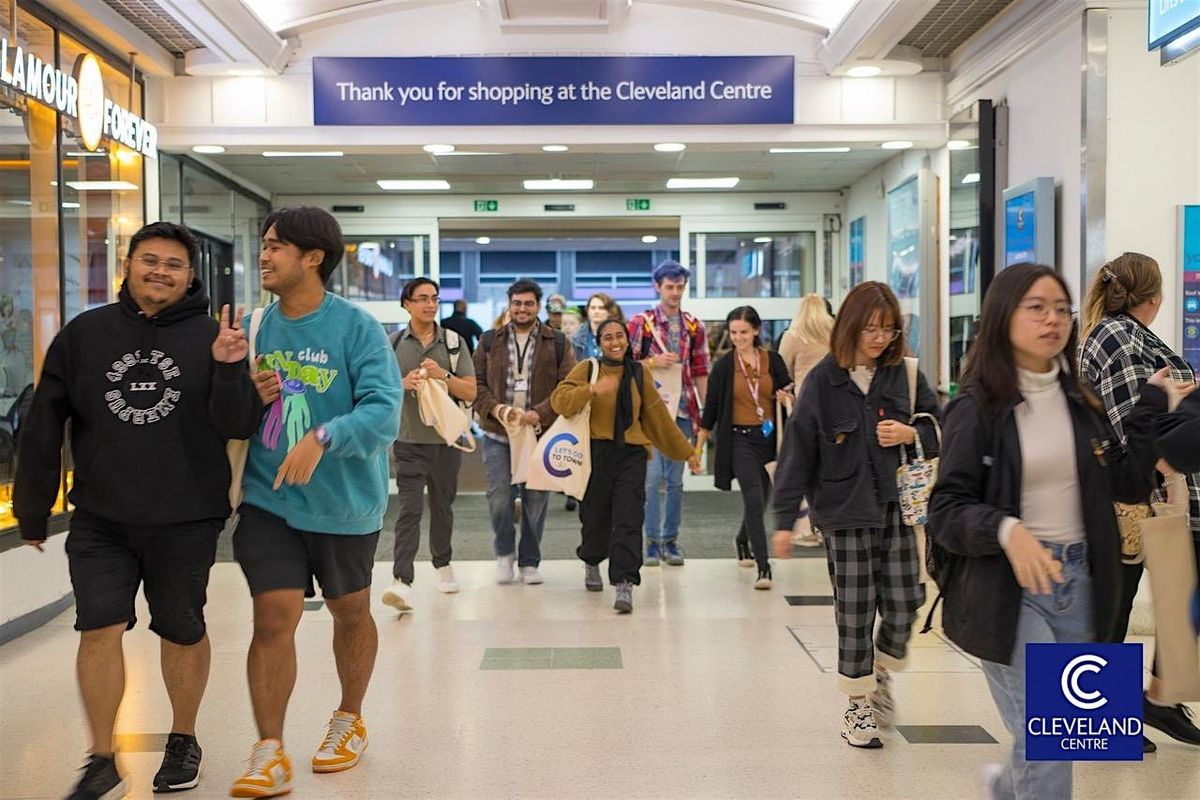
[1078,252,1200,749]
[551,319,699,613]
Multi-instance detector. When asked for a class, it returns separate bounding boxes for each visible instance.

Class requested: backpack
[390,326,462,374]
[479,327,567,365]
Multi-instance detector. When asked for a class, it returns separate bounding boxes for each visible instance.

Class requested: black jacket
[1157,390,1200,474]
[772,354,940,531]
[14,280,261,539]
[700,349,792,491]
[927,380,1164,664]
[441,312,484,353]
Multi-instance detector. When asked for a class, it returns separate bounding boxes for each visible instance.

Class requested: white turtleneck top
[998,362,1086,547]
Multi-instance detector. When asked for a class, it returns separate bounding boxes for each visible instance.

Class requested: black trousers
[731,428,773,570]
[392,441,462,584]
[577,440,648,586]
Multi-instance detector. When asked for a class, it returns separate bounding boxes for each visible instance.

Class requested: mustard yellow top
[550,360,694,461]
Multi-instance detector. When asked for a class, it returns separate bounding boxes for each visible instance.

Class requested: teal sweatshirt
[243,294,402,534]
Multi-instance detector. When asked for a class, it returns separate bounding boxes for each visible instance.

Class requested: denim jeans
[979,541,1094,800]
[481,436,548,567]
[644,417,692,543]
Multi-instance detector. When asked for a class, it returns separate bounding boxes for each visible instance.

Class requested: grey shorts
[233,504,379,599]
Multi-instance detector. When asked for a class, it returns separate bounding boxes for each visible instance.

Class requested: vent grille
[102,0,204,57]
[899,0,1017,58]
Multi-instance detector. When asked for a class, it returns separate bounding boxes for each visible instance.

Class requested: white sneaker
[381,580,413,613]
[496,554,516,584]
[436,565,459,594]
[980,763,1004,800]
[520,566,544,585]
[842,699,883,748]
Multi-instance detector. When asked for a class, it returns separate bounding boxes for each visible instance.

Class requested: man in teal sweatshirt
[230,207,401,798]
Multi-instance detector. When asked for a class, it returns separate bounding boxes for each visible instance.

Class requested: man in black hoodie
[14,221,260,799]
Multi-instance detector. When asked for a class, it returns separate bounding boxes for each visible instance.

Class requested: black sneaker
[153,733,202,792]
[1143,735,1157,754]
[67,755,125,800]
[735,538,753,567]
[1143,695,1200,746]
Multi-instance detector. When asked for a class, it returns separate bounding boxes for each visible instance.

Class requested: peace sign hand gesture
[212,304,249,364]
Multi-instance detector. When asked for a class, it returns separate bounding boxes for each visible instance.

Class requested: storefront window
[692,232,816,298]
[338,236,426,300]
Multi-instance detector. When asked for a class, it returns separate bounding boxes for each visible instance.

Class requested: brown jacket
[473,323,576,437]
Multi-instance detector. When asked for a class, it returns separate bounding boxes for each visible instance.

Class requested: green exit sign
[626,198,651,211]
[474,199,499,212]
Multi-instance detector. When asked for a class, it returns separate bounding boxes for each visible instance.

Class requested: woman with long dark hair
[551,319,698,613]
[695,306,792,587]
[929,263,1165,799]
[1078,252,1200,749]
[771,281,939,748]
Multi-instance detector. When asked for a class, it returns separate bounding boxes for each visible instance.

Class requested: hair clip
[1100,266,1116,284]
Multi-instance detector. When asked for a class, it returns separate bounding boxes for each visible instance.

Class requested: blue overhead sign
[1149,0,1200,49]
[312,56,794,126]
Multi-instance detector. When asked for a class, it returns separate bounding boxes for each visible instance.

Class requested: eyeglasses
[861,327,902,341]
[1018,301,1073,322]
[133,253,190,272]
[509,299,538,309]
[408,294,439,305]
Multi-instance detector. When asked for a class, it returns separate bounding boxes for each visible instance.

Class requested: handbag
[526,358,599,499]
[764,395,790,482]
[226,307,264,511]
[646,324,685,420]
[495,404,537,485]
[1114,502,1151,564]
[416,371,476,452]
[895,358,940,583]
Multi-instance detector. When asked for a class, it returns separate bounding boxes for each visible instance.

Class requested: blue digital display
[1149,0,1200,49]
[1005,191,1038,267]
[1182,205,1200,375]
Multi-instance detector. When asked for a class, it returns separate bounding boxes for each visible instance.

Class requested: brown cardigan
[473,322,576,437]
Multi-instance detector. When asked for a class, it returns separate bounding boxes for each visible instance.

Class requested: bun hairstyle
[1082,252,1162,333]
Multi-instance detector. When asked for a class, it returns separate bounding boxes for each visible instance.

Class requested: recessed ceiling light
[423,144,455,154]
[523,179,594,190]
[880,141,913,150]
[946,140,972,150]
[61,202,81,209]
[753,236,773,244]
[192,145,226,154]
[654,142,686,152]
[847,65,883,78]
[262,151,344,158]
[7,200,31,206]
[961,173,981,185]
[476,236,491,245]
[376,180,452,191]
[542,145,569,152]
[666,177,740,189]
[642,235,658,244]
[65,150,108,158]
[65,181,140,191]
[769,147,851,154]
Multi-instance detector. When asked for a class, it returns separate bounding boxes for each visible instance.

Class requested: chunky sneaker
[842,699,883,748]
[520,566,544,585]
[67,754,125,800]
[565,496,577,512]
[230,739,291,798]
[663,541,685,566]
[496,554,516,585]
[1143,694,1200,745]
[979,763,1004,800]
[644,541,662,567]
[435,565,459,594]
[753,564,773,590]
[869,668,894,729]
[153,733,202,793]
[613,582,634,614]
[584,564,603,592]
[736,538,754,567]
[1143,735,1158,754]
[312,711,368,773]
[381,580,413,613]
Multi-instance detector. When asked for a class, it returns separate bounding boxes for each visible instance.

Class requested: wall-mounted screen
[1002,177,1055,268]
[1149,1,1200,49]
[848,216,865,288]
[1180,205,1200,375]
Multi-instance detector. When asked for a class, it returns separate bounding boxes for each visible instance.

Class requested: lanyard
[736,349,764,420]
[514,329,533,377]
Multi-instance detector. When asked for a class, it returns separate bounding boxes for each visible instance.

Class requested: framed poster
[949,226,979,295]
[888,177,921,356]
[848,216,865,288]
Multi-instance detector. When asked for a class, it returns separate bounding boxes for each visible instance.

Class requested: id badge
[514,379,529,392]
[761,419,775,438]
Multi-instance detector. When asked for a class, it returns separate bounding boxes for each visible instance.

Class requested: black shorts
[233,504,379,599]
[65,510,223,645]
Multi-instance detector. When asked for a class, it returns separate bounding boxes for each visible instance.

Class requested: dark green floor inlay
[896,725,998,744]
[480,647,622,670]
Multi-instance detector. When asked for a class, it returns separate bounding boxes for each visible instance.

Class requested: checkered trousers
[823,503,925,695]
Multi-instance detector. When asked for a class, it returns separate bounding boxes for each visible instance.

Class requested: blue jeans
[481,436,548,567]
[644,417,692,543]
[980,541,1094,800]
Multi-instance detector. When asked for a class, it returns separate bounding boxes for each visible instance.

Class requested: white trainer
[496,554,516,584]
[436,565,459,594]
[520,566,544,585]
[381,580,413,613]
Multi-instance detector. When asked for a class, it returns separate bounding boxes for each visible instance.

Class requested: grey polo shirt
[394,323,475,444]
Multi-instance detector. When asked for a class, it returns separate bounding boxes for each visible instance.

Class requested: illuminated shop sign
[0,36,158,159]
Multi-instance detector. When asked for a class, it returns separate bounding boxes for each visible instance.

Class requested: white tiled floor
[1,558,1197,799]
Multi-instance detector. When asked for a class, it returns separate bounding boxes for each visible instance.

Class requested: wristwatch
[314,425,332,448]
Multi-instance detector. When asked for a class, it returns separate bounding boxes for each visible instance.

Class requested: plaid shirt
[626,305,710,429]
[1079,313,1200,532]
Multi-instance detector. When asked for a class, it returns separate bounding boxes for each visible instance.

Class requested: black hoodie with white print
[14,279,261,540]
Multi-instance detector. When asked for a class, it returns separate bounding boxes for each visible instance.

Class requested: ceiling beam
[155,0,292,72]
[819,0,941,74]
